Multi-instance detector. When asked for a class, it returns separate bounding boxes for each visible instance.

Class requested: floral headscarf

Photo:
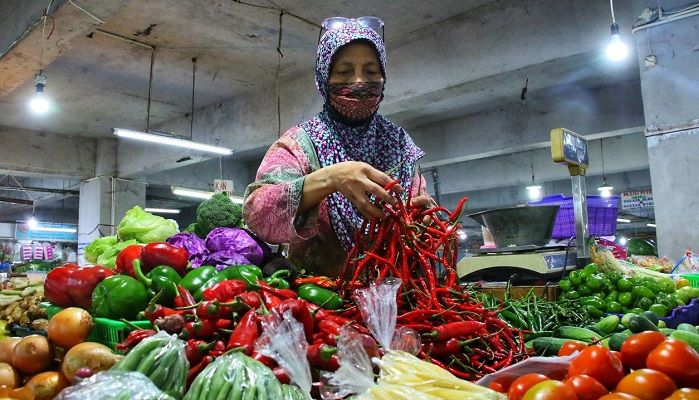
[300,20,424,250]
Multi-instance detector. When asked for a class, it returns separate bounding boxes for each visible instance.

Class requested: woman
[244,19,429,277]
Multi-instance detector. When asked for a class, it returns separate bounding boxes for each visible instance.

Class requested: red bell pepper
[116,244,144,277]
[44,264,113,309]
[140,242,189,276]
[44,264,78,307]
[67,265,114,309]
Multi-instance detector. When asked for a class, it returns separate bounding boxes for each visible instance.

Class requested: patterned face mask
[327,82,383,122]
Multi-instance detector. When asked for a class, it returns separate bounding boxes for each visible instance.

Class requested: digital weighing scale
[458,128,590,282]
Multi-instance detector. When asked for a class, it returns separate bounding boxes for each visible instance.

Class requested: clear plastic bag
[673,251,698,273]
[111,331,189,398]
[55,371,174,400]
[355,278,421,354]
[255,309,313,399]
[183,350,303,400]
[475,354,577,388]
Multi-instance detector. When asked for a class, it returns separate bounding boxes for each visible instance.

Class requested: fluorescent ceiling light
[171,186,244,204]
[616,218,631,223]
[526,184,542,200]
[113,128,232,155]
[27,217,38,229]
[647,223,656,228]
[33,226,77,233]
[145,208,181,214]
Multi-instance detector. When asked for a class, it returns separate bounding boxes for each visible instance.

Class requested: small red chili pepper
[234,291,262,310]
[253,351,276,368]
[226,308,259,355]
[193,318,218,338]
[260,290,282,309]
[180,321,197,340]
[273,367,290,384]
[209,339,227,357]
[423,321,485,340]
[293,276,338,290]
[195,300,234,320]
[318,319,342,337]
[175,285,197,308]
[184,339,214,365]
[201,279,248,301]
[116,329,157,351]
[187,355,214,388]
[258,281,297,299]
[306,343,339,370]
[277,298,314,342]
[215,319,233,329]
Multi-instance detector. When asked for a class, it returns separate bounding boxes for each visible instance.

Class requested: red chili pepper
[187,355,214,388]
[318,319,342,337]
[115,244,144,277]
[175,285,197,308]
[252,351,276,368]
[226,308,259,355]
[193,318,218,338]
[202,279,248,301]
[184,339,214,365]
[209,339,227,357]
[195,300,234,320]
[423,321,485,341]
[277,298,314,342]
[235,292,262,310]
[180,321,197,340]
[215,319,233,329]
[273,367,290,384]
[306,343,339,370]
[144,290,182,323]
[293,276,338,290]
[260,290,282,309]
[116,329,157,351]
[140,242,189,276]
[258,281,297,299]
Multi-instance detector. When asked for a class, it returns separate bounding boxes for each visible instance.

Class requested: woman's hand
[328,161,402,220]
[411,194,435,224]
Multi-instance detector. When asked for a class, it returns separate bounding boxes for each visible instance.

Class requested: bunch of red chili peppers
[338,180,529,380]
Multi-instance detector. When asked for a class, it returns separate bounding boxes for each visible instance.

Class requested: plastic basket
[529,194,620,239]
[40,302,151,353]
[682,274,699,288]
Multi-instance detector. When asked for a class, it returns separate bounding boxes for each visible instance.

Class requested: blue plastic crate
[529,194,620,239]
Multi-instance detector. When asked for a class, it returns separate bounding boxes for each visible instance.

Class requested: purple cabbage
[204,227,267,269]
[166,232,209,268]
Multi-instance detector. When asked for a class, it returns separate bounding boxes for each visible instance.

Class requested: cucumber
[600,337,611,349]
[523,331,555,341]
[585,324,605,336]
[531,337,573,356]
[677,323,698,334]
[593,315,620,335]
[628,315,659,333]
[620,313,637,328]
[555,326,601,343]
[609,331,633,351]
[669,330,699,352]
[660,328,676,336]
[657,320,667,329]
[642,311,660,325]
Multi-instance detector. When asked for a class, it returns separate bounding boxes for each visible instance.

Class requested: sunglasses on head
[318,16,385,43]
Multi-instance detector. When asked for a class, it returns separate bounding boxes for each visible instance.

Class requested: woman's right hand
[328,161,402,220]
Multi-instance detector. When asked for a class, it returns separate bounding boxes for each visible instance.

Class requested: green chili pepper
[220,265,260,288]
[179,266,218,297]
[132,260,179,306]
[263,269,290,289]
[297,284,343,310]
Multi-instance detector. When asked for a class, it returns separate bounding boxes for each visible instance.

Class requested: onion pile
[47,307,94,349]
[11,335,53,375]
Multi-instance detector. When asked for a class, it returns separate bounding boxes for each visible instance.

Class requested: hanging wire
[600,139,607,180]
[276,11,284,138]
[609,0,617,23]
[146,48,156,132]
[190,57,197,138]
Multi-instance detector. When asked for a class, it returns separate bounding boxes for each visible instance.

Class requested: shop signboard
[14,222,78,242]
[214,179,234,195]
[621,190,654,210]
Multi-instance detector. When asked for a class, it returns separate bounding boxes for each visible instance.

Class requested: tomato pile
[490,333,699,400]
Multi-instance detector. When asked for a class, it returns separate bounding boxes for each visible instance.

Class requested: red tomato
[564,375,608,400]
[620,331,666,370]
[616,369,677,400]
[488,380,506,393]
[666,388,699,400]
[647,339,699,388]
[508,374,550,400]
[598,394,641,400]
[521,380,578,400]
[568,345,625,389]
[558,340,587,357]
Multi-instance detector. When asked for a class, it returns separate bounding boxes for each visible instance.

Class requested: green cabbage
[95,239,138,268]
[117,206,179,243]
[84,235,118,263]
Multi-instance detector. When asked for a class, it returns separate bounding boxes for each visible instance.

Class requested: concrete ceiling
[0,0,494,138]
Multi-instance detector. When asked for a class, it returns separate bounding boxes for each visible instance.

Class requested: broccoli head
[195,193,243,238]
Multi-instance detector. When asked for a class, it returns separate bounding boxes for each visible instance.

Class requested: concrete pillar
[77,177,145,264]
[632,2,699,256]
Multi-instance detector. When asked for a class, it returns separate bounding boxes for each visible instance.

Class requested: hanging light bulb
[27,217,38,229]
[598,179,614,198]
[606,23,628,61]
[29,73,49,114]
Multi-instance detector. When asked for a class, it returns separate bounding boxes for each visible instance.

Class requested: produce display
[1,200,696,399]
[0,279,47,333]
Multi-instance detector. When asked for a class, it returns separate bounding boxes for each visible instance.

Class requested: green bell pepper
[180,266,218,295]
[297,284,343,310]
[220,265,261,288]
[91,275,149,320]
[263,269,290,289]
[132,260,178,306]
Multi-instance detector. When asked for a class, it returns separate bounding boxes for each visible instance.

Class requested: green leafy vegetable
[194,193,243,238]
[84,235,118,263]
[117,206,179,243]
